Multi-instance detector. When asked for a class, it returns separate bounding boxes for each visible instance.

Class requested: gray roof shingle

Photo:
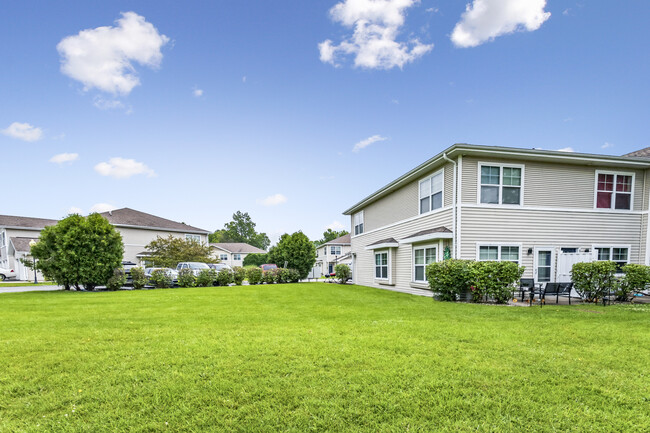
[0,215,58,229]
[402,227,452,239]
[10,237,39,252]
[210,243,266,254]
[623,147,650,159]
[322,233,351,246]
[99,208,208,234]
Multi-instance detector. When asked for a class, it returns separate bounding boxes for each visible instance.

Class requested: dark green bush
[334,264,351,284]
[572,261,617,302]
[177,268,196,288]
[469,261,524,304]
[243,253,268,267]
[277,268,290,283]
[149,269,173,289]
[130,267,146,290]
[233,267,246,285]
[262,269,276,284]
[106,268,126,291]
[247,267,263,285]
[286,268,301,283]
[216,268,233,286]
[426,259,472,301]
[619,264,649,301]
[196,269,217,287]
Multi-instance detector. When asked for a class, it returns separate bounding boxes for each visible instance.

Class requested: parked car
[122,261,137,285]
[144,267,179,285]
[0,267,17,281]
[260,264,278,271]
[208,263,232,272]
[176,262,211,276]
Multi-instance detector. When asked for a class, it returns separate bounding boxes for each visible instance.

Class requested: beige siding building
[344,144,650,293]
[210,243,266,267]
[312,234,352,278]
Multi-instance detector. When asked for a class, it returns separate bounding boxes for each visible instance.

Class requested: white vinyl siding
[479,163,523,205]
[419,170,444,214]
[413,245,437,282]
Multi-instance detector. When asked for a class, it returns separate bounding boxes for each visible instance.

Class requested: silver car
[176,262,211,276]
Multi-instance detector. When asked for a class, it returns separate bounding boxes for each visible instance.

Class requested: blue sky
[2,1,649,243]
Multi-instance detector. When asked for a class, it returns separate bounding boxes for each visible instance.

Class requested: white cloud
[353,134,388,152]
[557,147,574,152]
[257,194,288,206]
[451,0,551,48]
[67,206,83,215]
[50,153,79,164]
[94,157,155,179]
[57,12,169,95]
[242,76,247,83]
[93,96,125,110]
[90,203,118,213]
[326,220,346,231]
[1,122,43,142]
[562,8,570,16]
[601,142,614,149]
[319,0,433,69]
[193,88,203,97]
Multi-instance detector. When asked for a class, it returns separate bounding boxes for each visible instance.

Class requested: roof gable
[322,233,351,246]
[209,243,266,254]
[99,208,208,234]
[0,215,58,230]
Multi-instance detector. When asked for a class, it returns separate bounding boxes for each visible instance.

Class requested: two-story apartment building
[313,233,352,277]
[343,144,650,293]
[0,208,209,280]
[210,243,266,267]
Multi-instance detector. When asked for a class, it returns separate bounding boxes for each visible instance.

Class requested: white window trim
[354,211,364,235]
[330,246,342,255]
[374,250,391,281]
[476,243,523,262]
[185,234,201,242]
[418,168,445,215]
[592,244,631,267]
[534,246,555,283]
[412,243,439,283]
[233,254,242,261]
[477,162,525,206]
[593,170,635,212]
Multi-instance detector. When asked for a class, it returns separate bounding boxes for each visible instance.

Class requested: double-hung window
[233,254,241,261]
[220,254,228,261]
[185,234,201,242]
[478,245,520,263]
[595,246,629,272]
[354,212,364,235]
[596,172,633,210]
[480,164,522,205]
[419,171,443,214]
[375,252,388,279]
[413,246,437,282]
[330,246,341,255]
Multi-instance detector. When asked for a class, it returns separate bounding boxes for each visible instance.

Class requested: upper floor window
[596,172,633,210]
[354,212,364,235]
[330,246,341,255]
[478,245,520,264]
[419,171,443,214]
[185,234,201,242]
[220,254,228,261]
[479,164,522,205]
[233,254,242,261]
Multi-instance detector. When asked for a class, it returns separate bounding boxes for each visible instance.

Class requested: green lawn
[1,284,648,432]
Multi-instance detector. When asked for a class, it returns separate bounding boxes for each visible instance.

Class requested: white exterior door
[556,251,594,283]
[534,248,554,283]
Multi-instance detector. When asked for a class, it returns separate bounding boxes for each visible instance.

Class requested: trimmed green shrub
[619,264,649,301]
[233,267,246,285]
[149,269,173,289]
[106,268,126,291]
[572,261,617,302]
[426,259,472,301]
[243,253,268,267]
[130,267,146,290]
[177,268,196,288]
[334,264,351,284]
[469,261,524,304]
[286,268,301,283]
[196,269,217,287]
[216,268,233,286]
[277,268,290,284]
[262,269,276,284]
[267,232,315,279]
[247,267,263,285]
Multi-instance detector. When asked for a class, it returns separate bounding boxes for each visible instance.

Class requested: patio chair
[518,278,535,302]
[541,282,573,306]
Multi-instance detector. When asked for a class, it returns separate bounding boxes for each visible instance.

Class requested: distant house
[210,243,266,267]
[0,208,209,280]
[312,233,352,278]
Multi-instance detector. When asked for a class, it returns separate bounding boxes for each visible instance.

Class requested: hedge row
[572,261,650,302]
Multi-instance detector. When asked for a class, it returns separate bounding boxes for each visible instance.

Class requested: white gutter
[442,152,457,258]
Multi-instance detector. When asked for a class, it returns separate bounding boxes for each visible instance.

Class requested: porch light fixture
[527,248,533,255]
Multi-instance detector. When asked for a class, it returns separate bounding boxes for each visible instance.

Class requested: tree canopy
[209,211,270,250]
[267,231,315,279]
[31,213,124,290]
[145,235,216,268]
[314,228,349,247]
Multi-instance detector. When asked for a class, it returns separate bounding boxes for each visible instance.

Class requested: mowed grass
[1,284,648,432]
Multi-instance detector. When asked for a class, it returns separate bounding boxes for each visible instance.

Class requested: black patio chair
[518,278,535,302]
[541,282,573,306]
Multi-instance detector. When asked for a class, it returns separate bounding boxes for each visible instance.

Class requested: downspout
[442,152,457,258]
[457,154,463,259]
[645,169,650,265]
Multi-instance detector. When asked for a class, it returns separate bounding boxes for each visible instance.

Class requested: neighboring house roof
[210,243,266,254]
[322,233,351,246]
[99,208,209,234]
[0,215,58,230]
[623,147,650,159]
[343,143,650,215]
[10,237,39,252]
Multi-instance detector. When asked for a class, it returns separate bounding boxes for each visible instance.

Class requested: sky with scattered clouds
[2,1,649,243]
